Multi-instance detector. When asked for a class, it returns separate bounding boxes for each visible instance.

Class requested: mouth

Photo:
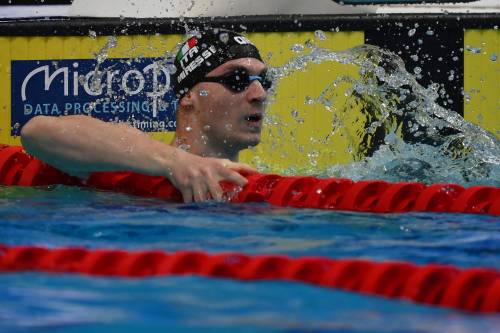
[245,113,263,124]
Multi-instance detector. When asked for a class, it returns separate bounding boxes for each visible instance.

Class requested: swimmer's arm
[21,115,178,179]
[21,115,254,202]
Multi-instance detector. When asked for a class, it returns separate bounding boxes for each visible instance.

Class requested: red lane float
[0,244,498,313]
[0,145,499,215]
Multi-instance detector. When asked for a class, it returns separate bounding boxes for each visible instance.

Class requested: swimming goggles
[200,68,273,93]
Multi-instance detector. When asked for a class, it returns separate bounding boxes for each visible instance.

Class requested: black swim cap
[171,29,263,98]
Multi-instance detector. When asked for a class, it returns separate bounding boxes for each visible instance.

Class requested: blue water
[0,185,499,332]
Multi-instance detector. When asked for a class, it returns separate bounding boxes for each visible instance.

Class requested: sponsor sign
[11,58,178,135]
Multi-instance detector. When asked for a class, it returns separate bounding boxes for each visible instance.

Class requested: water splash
[265,43,499,186]
[84,32,499,186]
[86,36,119,111]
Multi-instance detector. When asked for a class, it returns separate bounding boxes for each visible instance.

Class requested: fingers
[180,168,246,203]
[180,187,193,204]
[227,162,257,176]
[206,175,224,201]
[193,182,208,202]
[168,154,257,204]
[220,168,249,187]
[179,175,221,203]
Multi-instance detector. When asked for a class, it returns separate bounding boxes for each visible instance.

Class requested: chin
[234,135,261,150]
[246,141,260,148]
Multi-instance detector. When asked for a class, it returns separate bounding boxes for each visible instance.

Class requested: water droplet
[225,123,233,131]
[166,64,177,74]
[219,32,229,44]
[489,53,497,62]
[417,39,423,45]
[185,126,192,132]
[290,44,304,53]
[462,90,471,102]
[304,96,314,105]
[178,144,191,151]
[314,30,326,41]
[426,30,434,36]
[413,67,422,75]
[465,45,481,54]
[410,54,419,61]
[203,125,211,131]
[199,90,209,97]
[307,150,319,166]
[88,30,97,39]
[408,28,416,37]
[291,109,299,118]
[187,0,195,11]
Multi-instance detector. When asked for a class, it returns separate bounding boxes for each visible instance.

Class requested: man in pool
[21,29,272,203]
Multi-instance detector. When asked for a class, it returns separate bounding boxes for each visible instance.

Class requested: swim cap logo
[176,37,198,64]
[233,36,253,45]
[176,39,217,84]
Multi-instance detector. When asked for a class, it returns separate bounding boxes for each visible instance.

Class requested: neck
[171,133,240,161]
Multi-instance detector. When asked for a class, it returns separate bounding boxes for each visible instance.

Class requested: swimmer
[21,29,272,203]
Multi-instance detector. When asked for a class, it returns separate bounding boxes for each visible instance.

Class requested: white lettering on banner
[73,70,79,96]
[24,104,32,115]
[19,60,173,117]
[23,103,62,116]
[106,70,120,96]
[84,71,104,96]
[58,99,177,115]
[19,101,177,131]
[132,119,176,131]
[122,70,145,96]
[21,66,69,101]
[143,63,170,117]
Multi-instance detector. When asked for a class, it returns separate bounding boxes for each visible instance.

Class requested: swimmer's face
[189,58,268,152]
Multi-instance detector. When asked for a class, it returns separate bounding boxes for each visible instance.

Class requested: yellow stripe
[463,29,499,138]
[0,37,11,145]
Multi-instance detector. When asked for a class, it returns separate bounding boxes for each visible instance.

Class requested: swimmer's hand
[167,150,256,203]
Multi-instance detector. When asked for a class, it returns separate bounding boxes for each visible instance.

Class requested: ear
[179,91,194,108]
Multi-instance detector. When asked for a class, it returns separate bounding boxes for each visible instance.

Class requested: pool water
[0,185,499,332]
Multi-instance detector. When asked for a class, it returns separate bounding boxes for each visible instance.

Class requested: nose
[246,80,267,104]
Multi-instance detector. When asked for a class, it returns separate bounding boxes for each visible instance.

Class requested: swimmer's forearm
[20,115,177,178]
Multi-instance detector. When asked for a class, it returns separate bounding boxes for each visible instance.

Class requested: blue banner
[11,58,178,136]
